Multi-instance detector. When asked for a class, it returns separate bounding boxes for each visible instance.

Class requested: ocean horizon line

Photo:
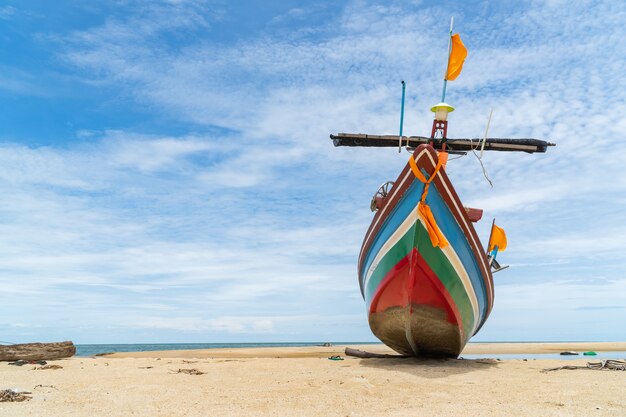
[69,340,626,357]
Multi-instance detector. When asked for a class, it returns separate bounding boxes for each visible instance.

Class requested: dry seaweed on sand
[542,360,626,372]
[33,384,58,390]
[34,364,63,370]
[0,389,32,402]
[7,359,47,366]
[171,368,205,375]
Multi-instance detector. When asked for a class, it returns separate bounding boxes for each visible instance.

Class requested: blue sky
[0,0,625,344]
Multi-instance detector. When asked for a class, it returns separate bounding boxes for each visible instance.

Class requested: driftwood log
[345,347,408,359]
[0,341,75,361]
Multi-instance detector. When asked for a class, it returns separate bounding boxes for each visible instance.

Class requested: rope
[465,137,494,188]
[408,153,448,248]
[440,137,493,188]
[471,147,493,188]
[0,389,31,402]
[542,360,626,372]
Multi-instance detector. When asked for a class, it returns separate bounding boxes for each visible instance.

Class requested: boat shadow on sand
[353,357,499,379]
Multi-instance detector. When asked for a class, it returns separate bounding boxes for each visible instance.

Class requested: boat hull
[358,145,494,357]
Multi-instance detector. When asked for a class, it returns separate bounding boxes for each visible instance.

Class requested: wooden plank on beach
[345,347,408,359]
[0,341,76,361]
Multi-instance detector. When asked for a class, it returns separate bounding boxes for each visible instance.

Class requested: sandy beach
[1,343,625,417]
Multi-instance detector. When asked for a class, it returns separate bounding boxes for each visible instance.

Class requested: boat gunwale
[357,145,494,322]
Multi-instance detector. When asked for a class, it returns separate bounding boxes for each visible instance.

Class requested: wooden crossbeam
[330,133,555,154]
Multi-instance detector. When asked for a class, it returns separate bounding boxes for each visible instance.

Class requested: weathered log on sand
[0,341,76,361]
[344,347,408,359]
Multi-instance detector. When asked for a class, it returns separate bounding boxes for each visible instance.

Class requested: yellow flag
[488,224,507,252]
[446,34,467,81]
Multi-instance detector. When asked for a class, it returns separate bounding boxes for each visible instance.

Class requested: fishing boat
[331,21,555,357]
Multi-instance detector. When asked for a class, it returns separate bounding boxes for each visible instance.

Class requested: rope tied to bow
[408,152,448,249]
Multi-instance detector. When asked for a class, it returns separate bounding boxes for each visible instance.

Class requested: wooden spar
[330,133,555,154]
[0,341,76,361]
[345,347,408,359]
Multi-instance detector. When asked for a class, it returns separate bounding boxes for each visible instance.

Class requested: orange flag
[488,224,507,252]
[446,34,467,81]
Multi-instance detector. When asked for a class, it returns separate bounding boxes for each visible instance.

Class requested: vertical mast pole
[441,17,454,103]
[479,108,494,159]
[487,218,496,266]
[398,80,406,152]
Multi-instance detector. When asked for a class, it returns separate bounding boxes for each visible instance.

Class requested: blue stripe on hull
[360,179,426,279]
[361,174,488,324]
[425,185,488,320]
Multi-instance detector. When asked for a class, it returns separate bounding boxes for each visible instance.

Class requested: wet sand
[1,343,625,416]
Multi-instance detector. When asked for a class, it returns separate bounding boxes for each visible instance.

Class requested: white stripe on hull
[363,204,481,335]
[421,151,493,308]
[360,148,493,312]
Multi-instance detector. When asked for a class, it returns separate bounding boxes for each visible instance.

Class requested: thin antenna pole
[479,109,493,159]
[398,80,406,153]
[487,218,496,263]
[441,17,454,103]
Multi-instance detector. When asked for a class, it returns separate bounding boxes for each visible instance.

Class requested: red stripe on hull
[368,254,411,314]
[367,248,465,356]
[359,145,493,314]
[413,251,465,342]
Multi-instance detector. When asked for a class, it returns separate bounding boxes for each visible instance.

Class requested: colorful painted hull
[359,145,494,357]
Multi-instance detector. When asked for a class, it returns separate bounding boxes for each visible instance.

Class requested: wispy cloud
[0,6,17,20]
[0,0,625,342]
[478,278,626,342]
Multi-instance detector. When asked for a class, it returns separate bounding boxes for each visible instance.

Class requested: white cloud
[1,0,626,342]
[479,277,626,341]
[136,316,275,333]
[0,6,16,20]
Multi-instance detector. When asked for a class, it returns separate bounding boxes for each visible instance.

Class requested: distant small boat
[330,20,554,357]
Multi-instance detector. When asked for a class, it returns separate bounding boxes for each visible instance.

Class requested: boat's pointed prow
[368,248,464,357]
[359,145,493,357]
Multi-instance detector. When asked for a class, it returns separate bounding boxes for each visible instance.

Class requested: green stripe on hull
[364,219,475,337]
[364,222,417,305]
[413,220,475,336]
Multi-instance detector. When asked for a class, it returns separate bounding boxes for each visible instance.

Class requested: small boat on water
[331,21,555,357]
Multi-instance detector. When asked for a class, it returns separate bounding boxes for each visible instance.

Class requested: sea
[71,343,626,360]
[74,342,379,357]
